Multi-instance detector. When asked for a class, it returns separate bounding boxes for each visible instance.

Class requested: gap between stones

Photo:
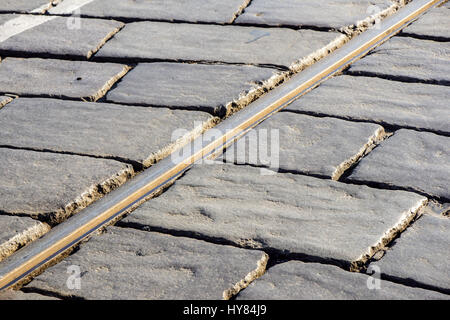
[398,31,450,42]
[366,208,450,296]
[0,221,50,263]
[281,102,450,138]
[332,126,388,181]
[345,69,450,87]
[0,144,144,172]
[229,0,253,24]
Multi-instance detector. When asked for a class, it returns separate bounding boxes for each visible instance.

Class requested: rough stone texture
[401,4,450,40]
[0,16,123,59]
[0,98,215,167]
[348,37,450,85]
[0,58,129,101]
[349,129,450,200]
[222,112,386,179]
[0,289,58,300]
[0,0,53,13]
[0,148,133,222]
[106,62,277,114]
[122,162,426,266]
[26,226,267,300]
[237,261,448,300]
[370,214,450,292]
[284,75,450,134]
[236,0,392,29]
[0,215,50,262]
[69,0,247,24]
[96,22,340,67]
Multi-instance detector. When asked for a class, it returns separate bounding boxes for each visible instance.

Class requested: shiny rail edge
[0,0,444,291]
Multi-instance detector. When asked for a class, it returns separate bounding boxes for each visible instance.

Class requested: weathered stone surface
[349,129,450,200]
[370,214,450,291]
[96,22,340,67]
[0,289,58,300]
[236,0,392,29]
[401,4,449,40]
[0,58,129,101]
[0,0,53,13]
[0,16,123,59]
[27,226,268,300]
[284,75,450,134]
[122,163,426,266]
[0,148,133,223]
[68,0,247,24]
[0,215,50,262]
[0,95,13,108]
[348,37,450,85]
[237,261,448,300]
[0,98,215,167]
[222,112,386,180]
[106,62,276,114]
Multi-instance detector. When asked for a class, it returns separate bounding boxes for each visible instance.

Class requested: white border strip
[0,0,95,43]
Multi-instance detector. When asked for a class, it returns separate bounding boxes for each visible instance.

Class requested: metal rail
[0,0,444,291]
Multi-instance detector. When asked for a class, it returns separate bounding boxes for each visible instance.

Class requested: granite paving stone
[349,129,450,200]
[401,3,450,40]
[284,75,450,134]
[0,215,50,262]
[65,0,248,24]
[369,214,450,291]
[0,97,215,167]
[237,261,448,299]
[95,22,340,67]
[26,226,268,300]
[106,62,277,114]
[121,162,426,267]
[0,0,54,13]
[0,148,134,223]
[0,58,129,101]
[348,37,450,85]
[236,0,393,29]
[222,112,386,180]
[0,15,123,59]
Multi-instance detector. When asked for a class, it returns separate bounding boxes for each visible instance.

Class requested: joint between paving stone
[223,252,268,300]
[398,32,450,43]
[230,0,253,24]
[332,126,388,181]
[116,216,355,272]
[86,21,125,60]
[341,1,404,36]
[351,197,428,272]
[0,144,144,172]
[52,166,134,225]
[84,64,131,101]
[0,220,51,263]
[346,69,450,87]
[0,96,14,109]
[141,116,220,168]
